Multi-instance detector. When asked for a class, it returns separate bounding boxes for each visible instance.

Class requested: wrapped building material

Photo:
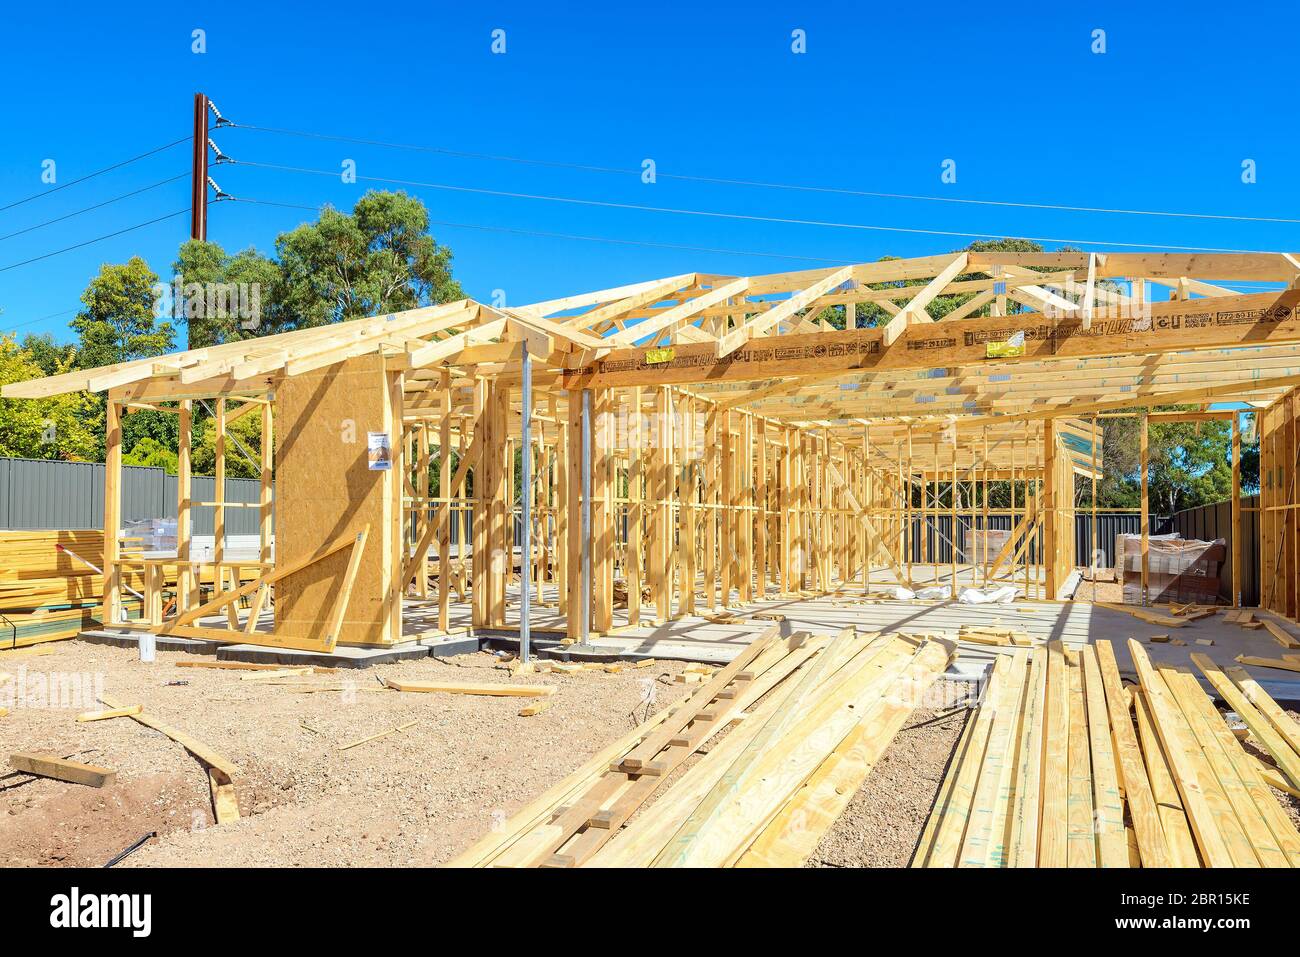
[1116,533,1225,605]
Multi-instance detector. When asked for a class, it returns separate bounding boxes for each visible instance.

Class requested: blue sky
[1,0,1297,344]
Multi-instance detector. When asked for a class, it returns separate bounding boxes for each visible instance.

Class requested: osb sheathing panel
[275,353,401,646]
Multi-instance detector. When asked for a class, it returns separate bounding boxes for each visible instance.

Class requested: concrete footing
[77,628,483,669]
[79,628,221,655]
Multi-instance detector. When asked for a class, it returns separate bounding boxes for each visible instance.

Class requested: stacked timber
[0,531,113,647]
[915,639,1300,867]
[446,626,957,868]
[956,624,1032,647]
[0,529,186,607]
[0,529,258,648]
[1192,655,1300,801]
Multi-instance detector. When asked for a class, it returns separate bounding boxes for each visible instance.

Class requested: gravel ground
[808,703,969,867]
[1073,577,1123,603]
[0,640,693,867]
[6,639,1292,869]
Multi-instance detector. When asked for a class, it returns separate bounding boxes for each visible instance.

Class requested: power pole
[189,92,210,350]
[190,93,209,243]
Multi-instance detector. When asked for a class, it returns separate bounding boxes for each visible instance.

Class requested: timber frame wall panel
[1261,386,1300,620]
[275,353,402,646]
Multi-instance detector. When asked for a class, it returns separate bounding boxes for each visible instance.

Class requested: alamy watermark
[594,410,706,459]
[1042,277,1154,324]
[1,667,106,710]
[155,274,262,330]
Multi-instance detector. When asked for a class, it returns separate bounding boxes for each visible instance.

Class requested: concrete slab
[215,641,433,669]
[418,634,482,658]
[78,628,221,655]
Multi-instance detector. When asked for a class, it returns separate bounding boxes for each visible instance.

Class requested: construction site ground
[0,632,971,867]
[4,608,1299,868]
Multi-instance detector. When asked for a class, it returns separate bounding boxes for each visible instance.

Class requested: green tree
[0,335,97,459]
[121,405,180,463]
[172,239,280,348]
[122,436,178,473]
[275,190,463,329]
[68,257,177,457]
[814,238,1068,331]
[20,333,78,376]
[192,408,265,479]
[70,256,174,368]
[1084,409,1258,513]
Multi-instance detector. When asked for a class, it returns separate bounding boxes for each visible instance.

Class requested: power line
[228,197,1272,293]
[230,196,860,265]
[228,157,1279,254]
[1,307,78,335]
[0,136,191,215]
[0,173,189,243]
[226,120,1300,227]
[0,208,192,274]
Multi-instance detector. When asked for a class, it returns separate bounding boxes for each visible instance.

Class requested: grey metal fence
[1074,511,1145,569]
[0,457,267,535]
[899,511,1144,568]
[906,515,1029,565]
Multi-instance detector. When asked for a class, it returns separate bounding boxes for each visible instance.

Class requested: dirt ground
[0,640,695,867]
[1073,575,1123,604]
[5,638,1296,868]
[809,705,968,867]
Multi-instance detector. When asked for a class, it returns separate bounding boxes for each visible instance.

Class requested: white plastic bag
[914,585,952,601]
[957,585,1018,604]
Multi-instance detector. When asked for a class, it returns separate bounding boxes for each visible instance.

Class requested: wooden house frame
[5,250,1300,652]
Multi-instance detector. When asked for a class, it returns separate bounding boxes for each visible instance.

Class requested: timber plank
[382,678,555,698]
[1133,687,1201,866]
[1037,641,1070,866]
[1065,650,1097,868]
[1173,670,1300,867]
[959,650,1029,867]
[1161,667,1277,866]
[1094,640,1170,868]
[9,752,115,787]
[1080,646,1128,867]
[1128,641,1235,867]
[736,642,952,867]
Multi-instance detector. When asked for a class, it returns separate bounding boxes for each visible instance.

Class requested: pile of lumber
[1192,654,1300,802]
[1167,602,1218,621]
[1094,601,1188,628]
[956,624,1032,647]
[447,626,956,868]
[0,531,113,647]
[0,606,107,649]
[1224,609,1263,630]
[916,639,1300,867]
[612,580,651,607]
[0,529,106,582]
[0,530,259,648]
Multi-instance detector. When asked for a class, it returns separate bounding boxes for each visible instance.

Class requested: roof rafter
[716,266,854,357]
[880,253,968,346]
